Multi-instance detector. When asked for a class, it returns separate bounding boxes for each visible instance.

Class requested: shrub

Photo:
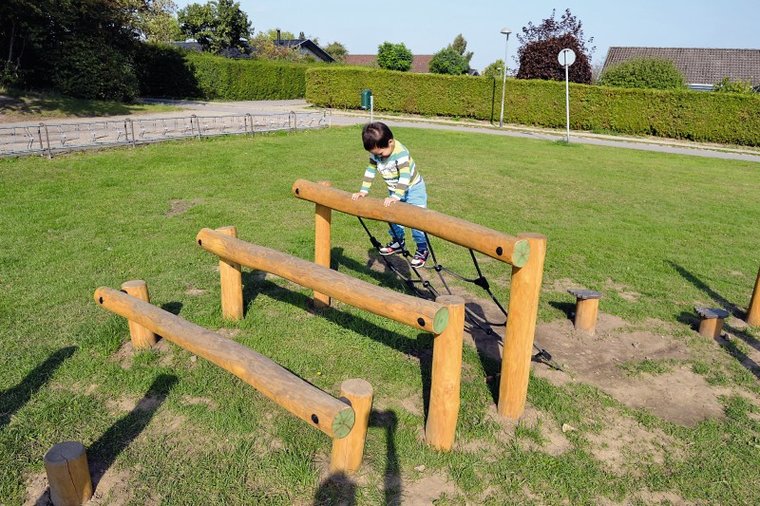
[306,66,760,146]
[599,58,685,90]
[51,39,139,101]
[135,47,311,100]
[429,48,469,75]
[377,42,412,72]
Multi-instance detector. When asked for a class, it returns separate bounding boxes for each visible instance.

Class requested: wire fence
[0,110,331,158]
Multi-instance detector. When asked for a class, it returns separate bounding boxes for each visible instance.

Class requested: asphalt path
[3,98,759,163]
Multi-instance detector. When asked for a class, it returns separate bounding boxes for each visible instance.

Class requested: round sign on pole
[558,48,576,67]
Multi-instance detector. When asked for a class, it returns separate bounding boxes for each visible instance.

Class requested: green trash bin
[360,89,372,110]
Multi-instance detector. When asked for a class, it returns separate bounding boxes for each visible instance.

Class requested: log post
[330,379,373,474]
[313,181,333,309]
[44,441,93,506]
[120,280,157,349]
[217,226,243,320]
[568,289,602,334]
[425,295,465,451]
[498,233,547,420]
[748,266,760,327]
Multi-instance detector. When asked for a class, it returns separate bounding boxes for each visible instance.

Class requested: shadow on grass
[718,336,760,380]
[549,300,576,321]
[678,310,760,380]
[160,301,184,316]
[0,346,77,429]
[313,409,400,506]
[668,261,744,318]
[88,374,178,489]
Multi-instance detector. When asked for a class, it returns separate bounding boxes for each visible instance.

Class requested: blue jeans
[388,179,427,250]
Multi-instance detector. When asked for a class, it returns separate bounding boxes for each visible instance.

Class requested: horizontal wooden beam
[291,179,530,267]
[94,287,355,439]
[196,228,449,333]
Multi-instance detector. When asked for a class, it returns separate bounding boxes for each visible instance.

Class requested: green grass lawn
[0,89,179,123]
[1,126,759,504]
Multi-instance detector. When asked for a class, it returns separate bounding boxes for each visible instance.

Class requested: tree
[598,58,685,90]
[517,33,591,83]
[249,29,306,61]
[450,34,473,65]
[138,0,183,43]
[377,42,412,71]
[482,59,504,79]
[178,0,252,54]
[1,0,143,98]
[516,8,594,84]
[429,48,468,75]
[324,41,347,63]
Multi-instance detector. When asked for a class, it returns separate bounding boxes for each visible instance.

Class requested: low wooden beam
[94,286,355,439]
[217,226,244,320]
[292,179,530,267]
[196,228,449,334]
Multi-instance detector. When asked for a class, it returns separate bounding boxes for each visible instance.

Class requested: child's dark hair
[362,122,394,151]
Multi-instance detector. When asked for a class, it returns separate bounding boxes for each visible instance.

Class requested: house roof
[345,55,434,73]
[273,39,334,63]
[602,47,760,86]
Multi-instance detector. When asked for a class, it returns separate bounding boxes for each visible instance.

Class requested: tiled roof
[602,47,760,86]
[345,55,434,73]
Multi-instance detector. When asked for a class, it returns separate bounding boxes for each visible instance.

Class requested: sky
[174,0,759,71]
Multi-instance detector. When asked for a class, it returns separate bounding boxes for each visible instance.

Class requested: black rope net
[357,217,557,368]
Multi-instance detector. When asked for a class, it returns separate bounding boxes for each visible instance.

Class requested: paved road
[4,98,760,163]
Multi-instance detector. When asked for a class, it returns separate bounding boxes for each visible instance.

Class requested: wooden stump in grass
[44,441,93,506]
[217,226,243,320]
[696,307,729,339]
[568,289,602,335]
[330,379,373,474]
[120,280,156,349]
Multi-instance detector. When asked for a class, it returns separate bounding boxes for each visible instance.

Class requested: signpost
[557,48,576,142]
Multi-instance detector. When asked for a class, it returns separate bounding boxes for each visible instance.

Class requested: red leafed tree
[516,8,594,84]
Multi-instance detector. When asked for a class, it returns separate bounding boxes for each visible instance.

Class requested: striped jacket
[359,141,422,199]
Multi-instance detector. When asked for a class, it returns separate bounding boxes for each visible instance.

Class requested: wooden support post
[425,295,465,451]
[748,266,760,327]
[330,379,373,474]
[498,233,547,420]
[44,441,93,506]
[217,226,243,320]
[313,181,332,309]
[696,307,729,339]
[120,280,157,349]
[568,289,602,334]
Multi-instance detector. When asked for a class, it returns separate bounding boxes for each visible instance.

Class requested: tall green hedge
[306,67,760,146]
[136,45,310,100]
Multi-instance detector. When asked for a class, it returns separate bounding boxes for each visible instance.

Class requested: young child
[351,122,429,268]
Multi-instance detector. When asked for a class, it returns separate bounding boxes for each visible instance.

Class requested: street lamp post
[498,27,512,128]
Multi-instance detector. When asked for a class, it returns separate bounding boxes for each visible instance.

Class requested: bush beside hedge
[306,67,760,146]
[137,45,310,100]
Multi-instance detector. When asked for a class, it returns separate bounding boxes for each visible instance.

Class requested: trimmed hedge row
[306,67,760,146]
[137,45,310,100]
